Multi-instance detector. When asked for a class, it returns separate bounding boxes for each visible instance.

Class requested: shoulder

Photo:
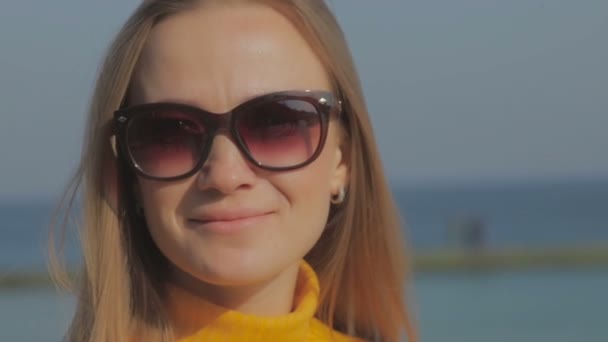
[308,318,366,342]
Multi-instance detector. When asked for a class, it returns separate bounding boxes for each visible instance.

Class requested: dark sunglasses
[112,90,342,181]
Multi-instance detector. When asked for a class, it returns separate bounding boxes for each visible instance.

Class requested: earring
[330,187,346,204]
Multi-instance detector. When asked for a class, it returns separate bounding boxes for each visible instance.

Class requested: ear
[329,142,349,196]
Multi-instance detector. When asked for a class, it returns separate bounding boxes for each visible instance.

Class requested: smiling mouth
[187,213,272,234]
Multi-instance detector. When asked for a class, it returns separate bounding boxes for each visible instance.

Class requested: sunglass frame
[112,90,341,181]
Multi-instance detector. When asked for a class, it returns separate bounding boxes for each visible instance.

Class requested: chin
[184,249,287,287]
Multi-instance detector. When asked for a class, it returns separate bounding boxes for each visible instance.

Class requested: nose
[196,133,257,194]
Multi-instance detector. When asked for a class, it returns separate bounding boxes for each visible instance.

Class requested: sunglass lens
[126,111,206,178]
[236,99,322,168]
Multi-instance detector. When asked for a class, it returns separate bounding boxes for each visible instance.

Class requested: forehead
[130,2,332,110]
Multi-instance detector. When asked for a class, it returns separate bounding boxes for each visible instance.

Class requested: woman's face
[130,3,348,287]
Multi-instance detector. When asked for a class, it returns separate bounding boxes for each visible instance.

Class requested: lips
[187,209,273,234]
[189,209,272,223]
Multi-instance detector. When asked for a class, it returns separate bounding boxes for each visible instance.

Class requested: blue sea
[1,180,607,341]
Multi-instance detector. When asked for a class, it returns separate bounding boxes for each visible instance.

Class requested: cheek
[136,178,190,243]
[263,170,330,273]
[273,134,338,231]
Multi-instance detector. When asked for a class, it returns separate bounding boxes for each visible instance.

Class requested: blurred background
[1,1,607,341]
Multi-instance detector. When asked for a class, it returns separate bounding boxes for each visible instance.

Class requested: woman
[50,0,417,341]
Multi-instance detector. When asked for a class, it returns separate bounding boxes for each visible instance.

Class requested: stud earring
[330,187,346,204]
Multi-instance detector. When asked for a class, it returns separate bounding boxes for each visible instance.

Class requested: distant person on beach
[50,1,416,341]
[448,216,487,251]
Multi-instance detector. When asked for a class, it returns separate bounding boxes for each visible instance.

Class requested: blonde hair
[49,1,418,341]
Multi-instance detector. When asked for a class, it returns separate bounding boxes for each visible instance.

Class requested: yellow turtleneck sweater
[165,261,360,342]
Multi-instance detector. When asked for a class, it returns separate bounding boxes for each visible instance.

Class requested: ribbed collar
[165,261,320,342]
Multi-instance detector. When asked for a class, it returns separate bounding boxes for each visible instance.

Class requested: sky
[1,0,607,200]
